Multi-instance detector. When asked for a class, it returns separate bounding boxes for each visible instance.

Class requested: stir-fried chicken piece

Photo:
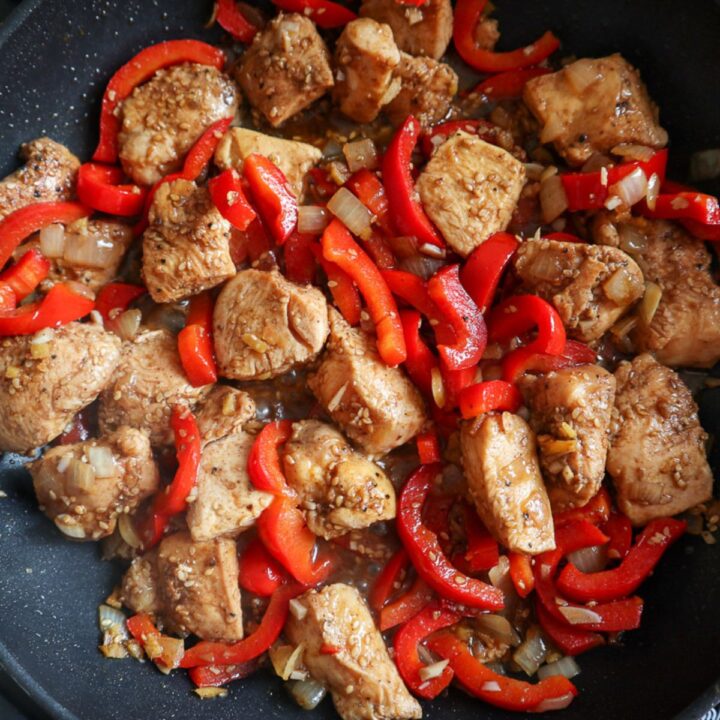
[195,385,256,445]
[607,354,713,526]
[30,427,158,541]
[461,412,555,554]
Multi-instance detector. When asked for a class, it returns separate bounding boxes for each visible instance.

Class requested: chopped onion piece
[322,139,342,160]
[530,251,562,281]
[67,458,95,492]
[31,328,55,345]
[567,545,607,574]
[65,281,95,300]
[289,598,307,620]
[57,454,71,474]
[603,266,637,304]
[638,281,662,326]
[513,626,547,676]
[523,163,545,181]
[63,233,120,269]
[116,309,142,341]
[327,160,351,186]
[540,175,568,223]
[611,144,655,162]
[431,366,446,408]
[388,235,419,259]
[39,223,66,258]
[88,445,119,478]
[419,659,449,682]
[399,253,445,280]
[475,614,517,646]
[535,693,576,712]
[343,138,378,173]
[565,60,601,92]
[298,205,330,235]
[540,114,565,144]
[558,605,602,625]
[98,604,128,636]
[418,243,446,259]
[194,688,227,699]
[54,516,86,539]
[481,680,502,693]
[690,148,720,182]
[287,679,327,710]
[581,154,613,173]
[646,172,661,211]
[327,187,373,240]
[608,167,647,208]
[538,656,581,681]
[488,555,510,588]
[118,514,143,549]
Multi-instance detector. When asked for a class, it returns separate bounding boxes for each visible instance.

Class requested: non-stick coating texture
[0,1,719,719]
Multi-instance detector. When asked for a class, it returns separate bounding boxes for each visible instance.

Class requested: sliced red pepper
[535,600,604,657]
[0,248,50,301]
[239,537,286,597]
[208,169,257,231]
[95,282,146,322]
[640,191,720,225]
[458,380,521,419]
[554,488,611,528]
[93,40,225,164]
[603,512,633,561]
[394,603,459,700]
[545,231,584,243]
[397,464,504,611]
[557,517,686,603]
[322,219,406,366]
[177,291,218,387]
[428,632,577,711]
[453,0,560,73]
[400,310,437,397]
[508,552,535,598]
[488,294,566,354]
[181,583,303,668]
[442,364,477,410]
[284,232,317,285]
[127,613,183,671]
[77,163,147,217]
[370,548,409,612]
[460,232,519,314]
[382,269,441,323]
[383,116,444,249]
[312,242,362,326]
[214,0,259,42]
[0,283,94,336]
[308,167,337,201]
[270,0,356,28]
[0,201,90,270]
[379,575,435,632]
[501,339,597,384]
[428,264,487,371]
[189,660,258,688]
[416,431,441,464]
[464,510,500,572]
[346,169,394,240]
[680,217,720,241]
[0,284,15,313]
[243,218,274,263]
[361,231,396,271]
[471,67,552,100]
[247,420,294,496]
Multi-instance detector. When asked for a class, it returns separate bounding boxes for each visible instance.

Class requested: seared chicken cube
[519,365,615,511]
[285,583,422,720]
[195,385,256,445]
[417,131,525,257]
[0,137,79,221]
[99,329,210,446]
[513,238,644,342]
[359,0,453,60]
[118,63,239,186]
[235,13,334,127]
[142,179,235,304]
[0,322,121,454]
[333,18,401,124]
[308,310,426,456]
[385,53,458,129]
[595,216,720,368]
[607,354,713,526]
[187,430,272,542]
[213,269,329,381]
[523,54,668,167]
[30,427,159,541]
[214,127,321,200]
[281,420,396,539]
[461,412,555,554]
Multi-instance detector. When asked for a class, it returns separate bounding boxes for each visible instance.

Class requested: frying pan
[0,1,719,718]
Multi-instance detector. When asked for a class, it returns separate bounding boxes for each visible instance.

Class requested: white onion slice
[67,458,95,492]
[567,545,607,574]
[419,659,449,681]
[343,138,378,173]
[540,175,568,223]
[538,656,581,681]
[607,167,647,208]
[535,693,576,711]
[298,205,330,235]
[327,187,373,240]
[118,514,143,549]
[558,605,602,625]
[88,445,118,478]
[638,281,662,326]
[513,627,547,676]
[63,233,120,269]
[39,223,66,258]
[287,679,327,710]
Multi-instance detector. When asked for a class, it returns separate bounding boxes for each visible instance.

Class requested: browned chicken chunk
[142,179,235,304]
[99,329,210,446]
[594,216,720,367]
[385,52,458,129]
[0,138,79,221]
[513,237,644,342]
[213,269,329,381]
[461,412,555,554]
[523,54,668,167]
[285,583,422,720]
[417,132,525,257]
[519,365,615,511]
[308,310,427,456]
[333,18,401,124]
[281,420,396,539]
[0,322,121,454]
[214,127,321,199]
[359,0,453,60]
[30,427,158,541]
[235,13,334,127]
[195,385,257,445]
[118,63,239,186]
[607,354,713,526]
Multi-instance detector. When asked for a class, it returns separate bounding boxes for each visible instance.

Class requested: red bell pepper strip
[0,201,90,270]
[640,191,720,224]
[189,660,259,687]
[95,282,146,322]
[133,172,183,237]
[453,0,560,73]
[416,431,441,465]
[394,603,459,700]
[400,310,437,397]
[394,0,427,5]
[181,583,303,668]
[508,552,535,598]
[0,283,94,336]
[471,67,552,100]
[680,217,720,241]
[428,264,487,371]
[458,380,521,419]
[603,512,633,561]
[464,510,500,572]
[382,269,441,324]
[208,169,257,231]
[177,291,218,387]
[397,464,505,611]
[460,232,519,314]
[312,243,362,326]
[247,420,294,496]
[557,517,686,603]
[501,339,597,384]
[214,0,259,42]
[270,0,356,28]
[93,40,225,164]
[322,219,406,366]
[346,169,394,241]
[545,231,584,243]
[284,232,317,285]
[308,167,337,201]
[370,548,409,612]
[243,218,274,263]
[243,154,298,245]
[239,537,286,597]
[379,575,435,632]
[0,284,14,313]
[126,614,184,671]
[383,116,444,249]
[488,294,566,354]
[77,163,147,217]
[535,600,604,657]
[428,632,577,711]
[361,231,396,271]
[554,488,611,528]
[0,248,50,301]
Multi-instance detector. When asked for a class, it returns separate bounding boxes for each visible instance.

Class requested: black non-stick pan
[0,1,719,718]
